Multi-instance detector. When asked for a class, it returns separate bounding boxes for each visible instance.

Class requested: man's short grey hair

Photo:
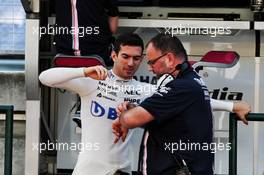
[147,33,188,61]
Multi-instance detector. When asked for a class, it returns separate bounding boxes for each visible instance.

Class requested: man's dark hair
[113,33,144,54]
[147,33,188,61]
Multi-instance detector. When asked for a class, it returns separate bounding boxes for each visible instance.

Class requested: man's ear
[166,53,175,68]
[111,50,117,62]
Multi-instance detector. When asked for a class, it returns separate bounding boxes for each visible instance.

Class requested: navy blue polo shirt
[140,68,213,175]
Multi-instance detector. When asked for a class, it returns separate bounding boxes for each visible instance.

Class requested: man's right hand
[84,65,108,80]
[112,118,128,143]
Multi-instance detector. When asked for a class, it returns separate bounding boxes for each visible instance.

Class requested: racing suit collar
[108,69,132,83]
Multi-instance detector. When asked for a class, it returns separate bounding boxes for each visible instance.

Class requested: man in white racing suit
[40,33,155,175]
[39,33,250,175]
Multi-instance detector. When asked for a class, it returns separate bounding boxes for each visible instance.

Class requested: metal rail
[0,105,14,175]
[229,113,264,175]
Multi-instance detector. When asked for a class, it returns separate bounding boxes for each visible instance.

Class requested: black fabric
[114,170,130,175]
[137,129,147,174]
[55,0,118,65]
[139,67,213,175]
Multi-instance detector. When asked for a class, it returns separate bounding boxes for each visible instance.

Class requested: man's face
[112,45,143,79]
[145,43,170,77]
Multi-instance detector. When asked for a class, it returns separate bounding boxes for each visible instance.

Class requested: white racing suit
[39,68,155,175]
[39,68,233,175]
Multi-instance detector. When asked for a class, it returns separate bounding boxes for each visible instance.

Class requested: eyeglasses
[146,53,168,65]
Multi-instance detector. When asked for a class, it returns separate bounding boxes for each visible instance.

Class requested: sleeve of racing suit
[39,67,96,96]
[210,98,233,112]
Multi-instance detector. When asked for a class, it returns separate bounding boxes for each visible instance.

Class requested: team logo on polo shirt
[155,86,171,97]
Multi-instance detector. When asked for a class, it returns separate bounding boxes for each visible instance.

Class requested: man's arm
[112,102,142,143]
[39,67,85,87]
[211,99,251,125]
[39,66,107,96]
[109,16,118,34]
[117,100,251,128]
[104,0,119,34]
[210,99,233,112]
[119,106,154,129]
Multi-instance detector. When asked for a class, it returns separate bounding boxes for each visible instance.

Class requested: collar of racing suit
[108,69,132,83]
